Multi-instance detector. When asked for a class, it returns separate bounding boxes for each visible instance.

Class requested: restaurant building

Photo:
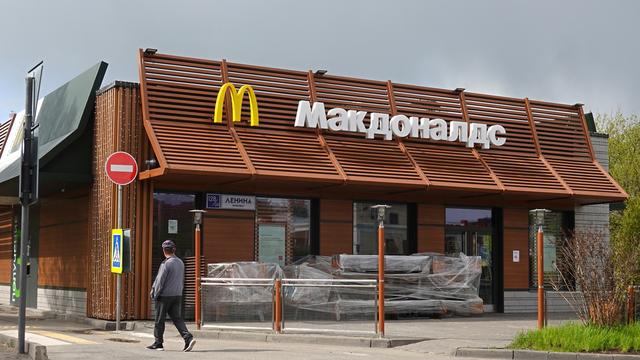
[0,50,627,319]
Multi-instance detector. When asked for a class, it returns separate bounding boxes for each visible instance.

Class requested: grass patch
[510,323,640,353]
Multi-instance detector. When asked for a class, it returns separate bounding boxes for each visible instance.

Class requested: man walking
[147,240,196,352]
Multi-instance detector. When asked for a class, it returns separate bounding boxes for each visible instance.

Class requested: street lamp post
[532,209,550,329]
[371,204,390,337]
[189,209,206,330]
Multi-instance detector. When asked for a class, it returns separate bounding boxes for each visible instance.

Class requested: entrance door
[445,207,494,311]
[444,230,493,310]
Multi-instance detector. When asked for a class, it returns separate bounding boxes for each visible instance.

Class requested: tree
[597,111,640,290]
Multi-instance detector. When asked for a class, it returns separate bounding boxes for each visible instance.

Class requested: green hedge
[510,323,640,353]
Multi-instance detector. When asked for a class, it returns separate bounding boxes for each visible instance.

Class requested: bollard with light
[189,209,206,330]
[371,204,391,337]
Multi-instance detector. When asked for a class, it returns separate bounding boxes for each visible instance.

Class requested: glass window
[353,202,408,255]
[529,210,572,289]
[445,208,492,228]
[152,192,196,276]
[255,197,311,265]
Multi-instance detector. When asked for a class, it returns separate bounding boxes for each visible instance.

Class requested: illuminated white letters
[294,100,507,148]
[295,100,328,129]
[327,107,348,131]
[390,115,412,138]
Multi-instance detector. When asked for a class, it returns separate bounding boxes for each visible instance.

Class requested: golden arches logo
[213,83,259,127]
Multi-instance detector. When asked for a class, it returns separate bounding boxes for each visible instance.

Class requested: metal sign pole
[116,184,122,332]
[18,75,34,355]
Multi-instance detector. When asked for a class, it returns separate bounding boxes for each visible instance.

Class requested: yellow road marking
[31,330,97,345]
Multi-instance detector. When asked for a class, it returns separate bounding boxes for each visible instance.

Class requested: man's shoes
[183,337,196,352]
[146,343,164,351]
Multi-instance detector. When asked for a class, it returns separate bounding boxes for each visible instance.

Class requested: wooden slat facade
[417,204,445,254]
[202,210,255,264]
[138,51,626,206]
[502,208,530,290]
[319,200,352,256]
[89,83,153,320]
[38,194,89,289]
[0,207,13,285]
[77,50,628,319]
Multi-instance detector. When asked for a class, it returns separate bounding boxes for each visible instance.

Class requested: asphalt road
[3,326,456,360]
[0,311,575,359]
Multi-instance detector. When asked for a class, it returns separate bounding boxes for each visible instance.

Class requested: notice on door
[258,224,286,267]
[168,219,178,234]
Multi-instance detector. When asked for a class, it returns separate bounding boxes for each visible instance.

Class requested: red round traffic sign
[105,151,138,186]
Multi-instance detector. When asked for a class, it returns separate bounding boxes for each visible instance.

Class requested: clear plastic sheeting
[335,255,431,274]
[285,253,483,317]
[203,253,483,323]
[205,262,282,303]
[201,262,281,325]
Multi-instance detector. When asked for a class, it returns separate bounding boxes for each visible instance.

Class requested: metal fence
[200,277,379,335]
[280,279,378,335]
[200,277,275,331]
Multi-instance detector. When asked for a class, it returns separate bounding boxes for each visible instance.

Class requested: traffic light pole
[18,76,34,354]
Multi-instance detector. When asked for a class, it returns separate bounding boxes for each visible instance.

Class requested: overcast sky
[1,0,639,120]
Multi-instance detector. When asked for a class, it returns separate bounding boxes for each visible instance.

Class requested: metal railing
[199,277,379,335]
[280,278,378,335]
[200,277,275,331]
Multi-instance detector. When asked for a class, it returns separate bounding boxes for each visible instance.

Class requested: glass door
[445,208,494,311]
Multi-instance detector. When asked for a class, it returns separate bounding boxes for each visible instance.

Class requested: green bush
[510,323,640,353]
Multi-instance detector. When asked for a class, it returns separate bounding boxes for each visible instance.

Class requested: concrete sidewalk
[0,303,578,358]
[128,312,577,355]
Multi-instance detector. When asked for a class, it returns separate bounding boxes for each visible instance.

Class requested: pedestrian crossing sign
[111,229,123,274]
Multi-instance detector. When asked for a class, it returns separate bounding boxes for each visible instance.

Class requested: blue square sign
[111,229,123,274]
[206,193,221,209]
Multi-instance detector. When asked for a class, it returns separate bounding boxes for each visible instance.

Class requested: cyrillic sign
[213,83,260,126]
[206,193,256,211]
[294,100,507,149]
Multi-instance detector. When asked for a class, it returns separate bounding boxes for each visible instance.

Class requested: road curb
[191,329,425,349]
[456,348,514,359]
[456,348,640,360]
[0,332,48,360]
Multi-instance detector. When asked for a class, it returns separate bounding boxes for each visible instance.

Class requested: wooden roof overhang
[137,50,627,209]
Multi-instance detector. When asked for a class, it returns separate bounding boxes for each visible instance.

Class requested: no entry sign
[105,151,138,186]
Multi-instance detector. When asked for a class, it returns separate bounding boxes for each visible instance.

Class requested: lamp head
[189,209,206,225]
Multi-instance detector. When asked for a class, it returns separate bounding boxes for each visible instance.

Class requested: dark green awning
[0,62,108,202]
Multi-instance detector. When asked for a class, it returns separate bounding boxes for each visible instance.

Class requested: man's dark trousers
[154,296,192,344]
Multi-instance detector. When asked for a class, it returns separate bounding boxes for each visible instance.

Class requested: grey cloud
[1,0,638,118]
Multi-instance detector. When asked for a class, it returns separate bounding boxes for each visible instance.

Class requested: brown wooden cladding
[203,211,255,264]
[319,200,352,256]
[89,84,153,320]
[503,208,530,289]
[0,207,13,284]
[417,204,445,253]
[38,195,89,289]
[138,51,626,204]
